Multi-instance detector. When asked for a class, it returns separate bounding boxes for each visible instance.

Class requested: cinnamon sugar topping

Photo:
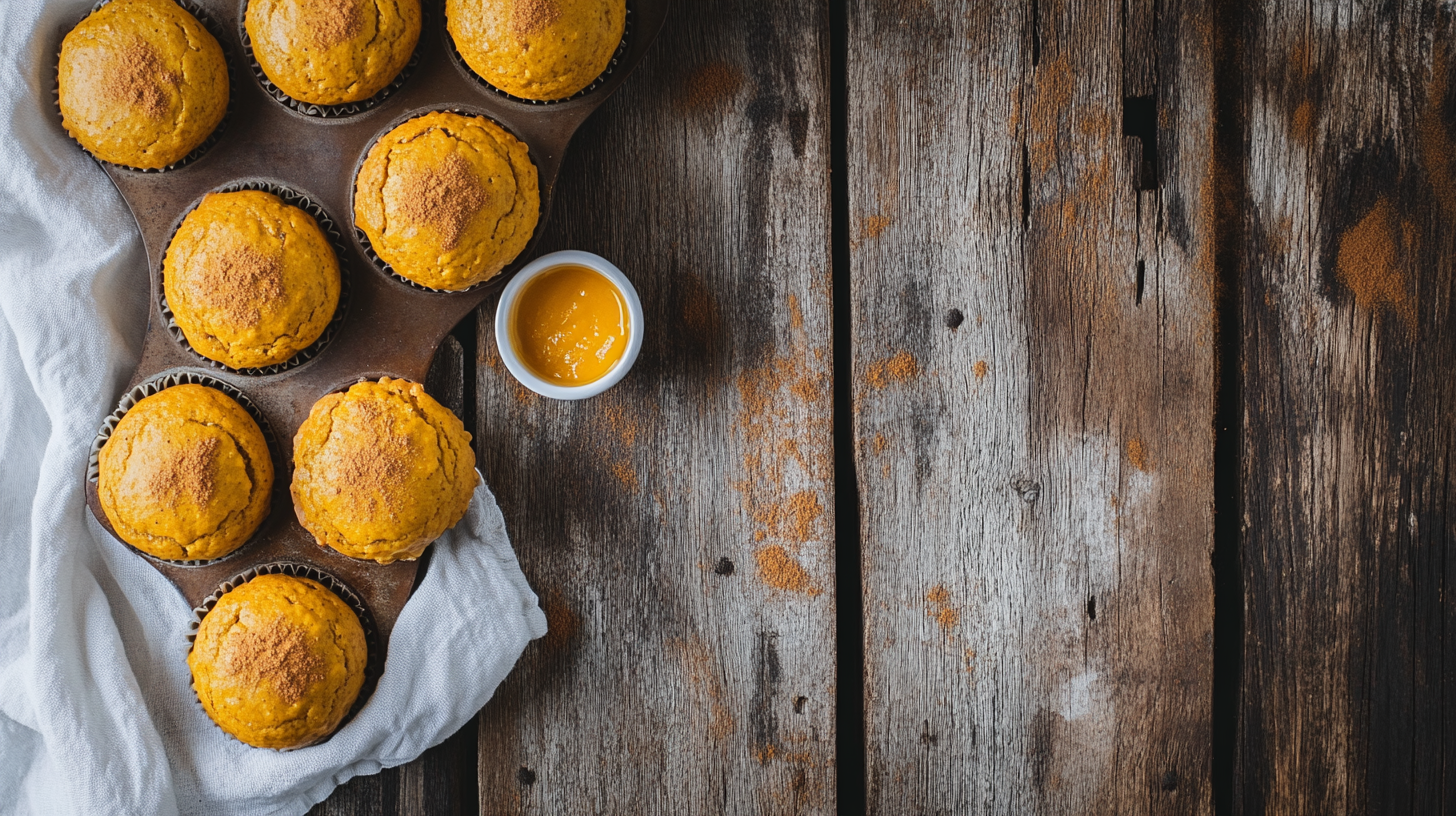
[510,0,562,38]
[220,616,325,704]
[334,400,414,496]
[188,241,286,325]
[100,39,179,120]
[140,435,221,503]
[398,152,486,250]
[309,0,366,49]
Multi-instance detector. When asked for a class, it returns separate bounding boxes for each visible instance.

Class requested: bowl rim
[494,250,643,400]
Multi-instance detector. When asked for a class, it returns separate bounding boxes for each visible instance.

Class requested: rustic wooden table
[310,0,1456,813]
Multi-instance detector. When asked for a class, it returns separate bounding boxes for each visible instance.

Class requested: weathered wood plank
[850,0,1216,812]
[473,1,835,813]
[1237,4,1456,813]
[311,336,475,816]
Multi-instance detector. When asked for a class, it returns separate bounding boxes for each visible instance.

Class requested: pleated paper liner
[444,1,633,106]
[238,0,427,119]
[54,0,237,173]
[87,369,281,568]
[186,561,383,751]
[156,179,353,376]
[350,107,540,296]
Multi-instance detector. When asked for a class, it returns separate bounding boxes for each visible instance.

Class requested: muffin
[58,0,229,170]
[246,0,420,106]
[447,0,625,100]
[189,573,367,749]
[97,384,273,561]
[164,190,341,370]
[291,378,476,563]
[354,111,538,291]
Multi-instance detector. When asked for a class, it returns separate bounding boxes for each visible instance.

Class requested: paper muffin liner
[88,369,280,567]
[156,179,353,376]
[186,561,383,751]
[351,109,539,295]
[444,1,633,106]
[238,0,427,118]
[54,0,237,173]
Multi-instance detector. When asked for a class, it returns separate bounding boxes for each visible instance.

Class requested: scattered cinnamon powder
[599,404,639,447]
[221,617,324,704]
[872,432,888,454]
[309,0,365,48]
[140,435,220,503]
[925,585,959,632]
[191,241,286,325]
[101,39,178,120]
[398,153,485,250]
[787,294,804,330]
[332,400,414,499]
[1290,99,1316,146]
[864,351,919,389]
[1420,41,1455,216]
[755,744,778,764]
[1126,437,1149,471]
[1336,197,1416,328]
[609,460,639,491]
[510,0,561,38]
[751,490,823,544]
[540,589,580,651]
[679,61,742,111]
[754,545,820,595]
[860,215,891,241]
[973,360,988,379]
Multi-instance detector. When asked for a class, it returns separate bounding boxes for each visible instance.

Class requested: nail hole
[944,308,964,329]
[793,696,808,713]
[1161,769,1178,791]
[518,767,536,786]
[1122,95,1159,190]
[1086,595,1097,621]
[714,557,735,576]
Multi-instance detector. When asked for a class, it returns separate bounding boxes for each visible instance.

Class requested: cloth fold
[0,3,547,813]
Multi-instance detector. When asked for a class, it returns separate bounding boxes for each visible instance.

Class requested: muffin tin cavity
[56,0,237,173]
[187,561,382,748]
[88,370,280,567]
[351,107,540,295]
[239,0,426,118]
[443,1,631,105]
[159,180,352,375]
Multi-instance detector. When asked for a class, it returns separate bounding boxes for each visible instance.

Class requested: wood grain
[311,336,477,816]
[849,0,1217,812]
[472,1,836,813]
[1236,4,1456,813]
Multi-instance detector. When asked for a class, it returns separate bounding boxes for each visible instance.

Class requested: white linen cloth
[0,2,549,813]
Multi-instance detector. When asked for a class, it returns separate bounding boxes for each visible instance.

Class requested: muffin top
[447,0,625,101]
[189,573,367,750]
[58,0,229,170]
[98,384,273,561]
[164,190,341,370]
[246,0,420,106]
[354,111,538,291]
[291,378,476,563]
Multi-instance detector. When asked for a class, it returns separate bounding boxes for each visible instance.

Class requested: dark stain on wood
[751,630,782,762]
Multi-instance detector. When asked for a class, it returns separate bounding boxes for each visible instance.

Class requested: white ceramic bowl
[494,250,644,400]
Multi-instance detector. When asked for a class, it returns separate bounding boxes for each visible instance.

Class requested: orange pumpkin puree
[512,264,629,384]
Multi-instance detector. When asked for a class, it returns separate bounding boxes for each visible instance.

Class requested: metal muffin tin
[71,0,667,654]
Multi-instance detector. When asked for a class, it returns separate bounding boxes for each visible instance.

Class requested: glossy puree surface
[511,264,629,384]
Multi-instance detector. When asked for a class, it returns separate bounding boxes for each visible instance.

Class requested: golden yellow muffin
[98,384,273,561]
[354,111,538,291]
[447,0,624,100]
[189,573,367,750]
[291,377,476,563]
[246,0,420,106]
[164,190,341,370]
[58,0,229,170]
